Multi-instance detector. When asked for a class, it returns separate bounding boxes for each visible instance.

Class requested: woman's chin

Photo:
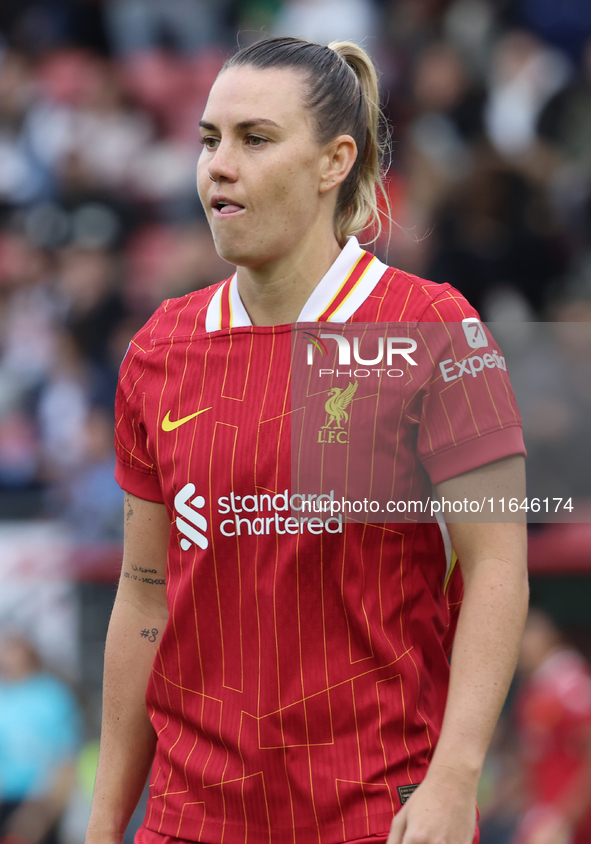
[213,236,255,268]
[213,241,273,270]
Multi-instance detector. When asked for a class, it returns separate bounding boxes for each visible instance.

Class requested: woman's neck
[236,234,343,326]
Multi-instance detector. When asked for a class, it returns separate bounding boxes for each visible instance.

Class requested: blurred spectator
[516,0,591,64]
[0,2,108,55]
[0,634,82,844]
[0,412,39,491]
[424,160,567,316]
[56,59,153,193]
[537,37,591,255]
[0,238,58,391]
[56,247,129,380]
[384,0,454,58]
[0,237,58,501]
[380,37,489,275]
[484,30,571,161]
[37,333,95,482]
[123,221,232,311]
[50,406,123,542]
[104,0,227,55]
[0,51,51,205]
[478,716,522,844]
[538,37,591,174]
[230,0,281,36]
[31,52,154,197]
[443,0,498,78]
[503,304,591,503]
[272,0,378,46]
[0,2,72,53]
[404,41,484,221]
[514,608,591,844]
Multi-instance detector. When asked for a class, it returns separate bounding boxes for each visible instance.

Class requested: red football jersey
[115,238,524,844]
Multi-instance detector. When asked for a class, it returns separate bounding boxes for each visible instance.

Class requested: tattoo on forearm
[140,628,159,642]
[125,496,134,522]
[124,571,165,585]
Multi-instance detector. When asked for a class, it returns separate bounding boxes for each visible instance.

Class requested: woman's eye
[247,136,266,147]
[200,137,219,149]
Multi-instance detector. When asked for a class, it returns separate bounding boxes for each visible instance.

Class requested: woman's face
[197,66,332,269]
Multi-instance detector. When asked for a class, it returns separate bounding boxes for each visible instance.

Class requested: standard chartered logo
[174,484,344,543]
[174,483,209,551]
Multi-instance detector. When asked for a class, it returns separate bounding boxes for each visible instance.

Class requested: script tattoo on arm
[123,572,166,585]
[125,495,134,522]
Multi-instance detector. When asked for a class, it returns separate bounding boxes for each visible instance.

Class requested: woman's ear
[319,135,358,194]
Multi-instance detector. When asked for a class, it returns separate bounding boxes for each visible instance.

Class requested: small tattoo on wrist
[140,628,158,643]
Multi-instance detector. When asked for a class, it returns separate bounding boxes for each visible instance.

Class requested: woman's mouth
[213,200,245,217]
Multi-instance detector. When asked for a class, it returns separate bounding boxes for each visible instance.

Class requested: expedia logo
[174,483,208,550]
[462,317,488,349]
[439,349,507,382]
[318,380,357,444]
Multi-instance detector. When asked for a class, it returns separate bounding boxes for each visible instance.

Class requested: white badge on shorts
[461,317,488,349]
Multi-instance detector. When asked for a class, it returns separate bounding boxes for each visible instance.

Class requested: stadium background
[0,1,590,842]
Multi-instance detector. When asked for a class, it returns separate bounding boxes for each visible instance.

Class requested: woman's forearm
[431,458,529,781]
[86,594,168,842]
[388,517,528,844]
[86,494,171,844]
[429,536,529,780]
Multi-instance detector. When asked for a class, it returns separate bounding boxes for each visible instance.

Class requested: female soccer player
[86,37,529,844]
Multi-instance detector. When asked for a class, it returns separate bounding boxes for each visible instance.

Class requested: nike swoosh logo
[161,407,212,432]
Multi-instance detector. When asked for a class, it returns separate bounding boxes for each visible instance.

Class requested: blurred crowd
[0,635,82,844]
[479,608,591,844]
[1,2,591,843]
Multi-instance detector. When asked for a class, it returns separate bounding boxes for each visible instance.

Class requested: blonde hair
[223,37,389,245]
[327,41,389,243]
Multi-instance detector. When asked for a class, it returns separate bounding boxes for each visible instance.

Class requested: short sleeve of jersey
[416,289,526,484]
[114,311,164,503]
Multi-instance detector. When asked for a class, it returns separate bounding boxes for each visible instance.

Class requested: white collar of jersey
[205,237,389,332]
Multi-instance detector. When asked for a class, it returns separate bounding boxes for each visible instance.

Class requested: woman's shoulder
[370,262,480,323]
[129,278,231,353]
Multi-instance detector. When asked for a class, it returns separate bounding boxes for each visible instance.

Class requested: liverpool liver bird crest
[321,381,358,429]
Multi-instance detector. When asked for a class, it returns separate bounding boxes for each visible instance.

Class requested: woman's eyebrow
[199,118,282,131]
[237,118,281,130]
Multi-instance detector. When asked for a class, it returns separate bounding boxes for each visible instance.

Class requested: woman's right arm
[86,493,171,844]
